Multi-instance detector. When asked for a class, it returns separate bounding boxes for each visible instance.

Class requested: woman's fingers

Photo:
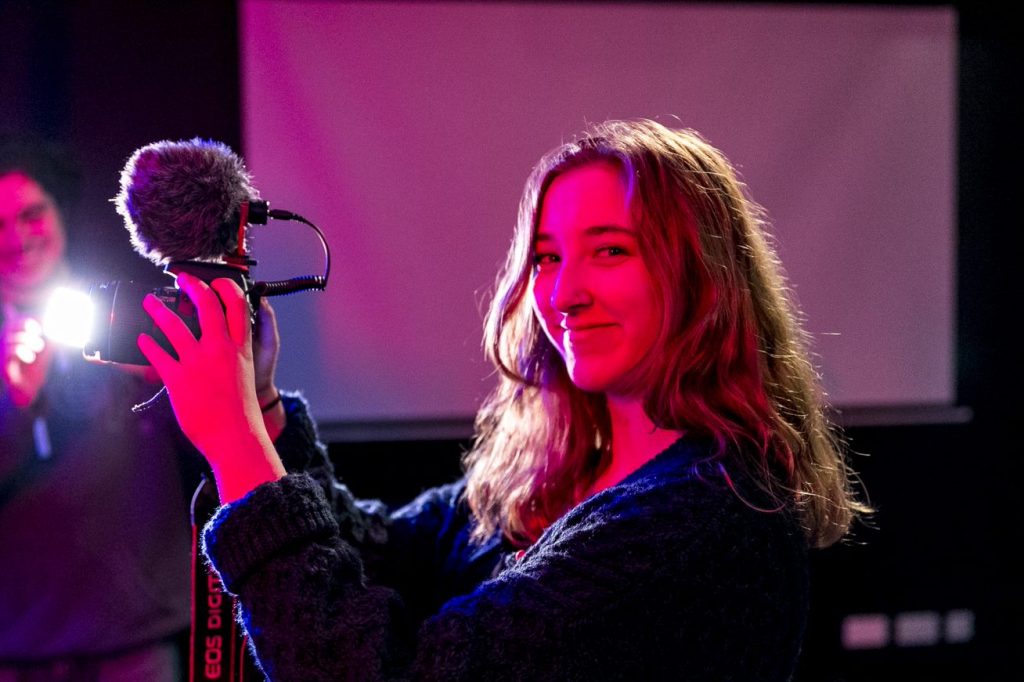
[210,278,252,349]
[142,292,200,357]
[175,273,231,343]
[143,274,255,361]
[252,297,281,402]
[255,297,279,348]
[137,332,178,380]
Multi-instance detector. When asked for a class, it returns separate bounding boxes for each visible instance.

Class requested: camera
[83,261,256,366]
[41,139,331,365]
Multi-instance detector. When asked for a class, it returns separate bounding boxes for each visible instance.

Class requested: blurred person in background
[0,135,197,681]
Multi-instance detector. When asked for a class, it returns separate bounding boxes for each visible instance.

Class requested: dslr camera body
[85,259,256,366]
[77,138,327,366]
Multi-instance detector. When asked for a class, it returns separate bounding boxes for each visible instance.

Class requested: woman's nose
[550,260,591,313]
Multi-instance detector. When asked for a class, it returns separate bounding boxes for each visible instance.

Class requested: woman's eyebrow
[533,224,634,245]
[583,224,634,236]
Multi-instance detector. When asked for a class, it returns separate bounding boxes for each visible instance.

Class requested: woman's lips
[562,324,617,351]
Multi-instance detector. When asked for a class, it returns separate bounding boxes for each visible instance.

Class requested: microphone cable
[250,209,331,298]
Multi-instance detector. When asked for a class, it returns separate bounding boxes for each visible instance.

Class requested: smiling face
[0,172,67,304]
[530,162,661,399]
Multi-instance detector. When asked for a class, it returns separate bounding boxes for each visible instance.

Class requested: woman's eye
[533,253,559,269]
[596,245,627,258]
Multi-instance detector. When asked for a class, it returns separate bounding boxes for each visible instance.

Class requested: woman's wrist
[258,386,287,442]
[260,394,282,412]
[257,386,280,411]
[211,435,287,504]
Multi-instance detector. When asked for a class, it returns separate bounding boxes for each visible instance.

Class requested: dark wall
[2,2,1019,679]
[0,0,240,284]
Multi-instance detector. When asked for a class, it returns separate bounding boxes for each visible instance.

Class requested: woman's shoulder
[499,437,808,674]
[388,479,468,529]
[386,479,481,551]
[579,437,734,515]
[540,437,807,567]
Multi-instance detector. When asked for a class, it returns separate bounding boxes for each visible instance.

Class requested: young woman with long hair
[140,119,867,680]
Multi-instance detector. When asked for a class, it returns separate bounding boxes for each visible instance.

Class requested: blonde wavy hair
[464,120,867,549]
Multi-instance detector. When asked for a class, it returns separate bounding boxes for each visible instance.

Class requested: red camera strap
[189,478,262,681]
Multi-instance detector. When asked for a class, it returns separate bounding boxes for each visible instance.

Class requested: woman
[140,120,866,680]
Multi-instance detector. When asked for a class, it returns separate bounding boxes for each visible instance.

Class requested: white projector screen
[239,1,957,437]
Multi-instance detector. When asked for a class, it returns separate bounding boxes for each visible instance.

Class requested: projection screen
[239,1,957,438]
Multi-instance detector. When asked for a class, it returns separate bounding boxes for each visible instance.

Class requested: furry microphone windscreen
[113,139,260,265]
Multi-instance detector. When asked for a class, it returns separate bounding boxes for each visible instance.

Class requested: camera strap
[189,477,263,681]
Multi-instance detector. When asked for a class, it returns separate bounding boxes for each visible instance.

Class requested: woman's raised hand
[138,273,285,502]
[252,296,286,440]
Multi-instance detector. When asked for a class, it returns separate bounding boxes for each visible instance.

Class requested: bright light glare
[13,318,44,363]
[43,287,94,349]
[14,345,37,364]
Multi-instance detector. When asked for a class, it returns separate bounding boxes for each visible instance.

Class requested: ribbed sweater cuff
[275,391,326,472]
[202,473,338,593]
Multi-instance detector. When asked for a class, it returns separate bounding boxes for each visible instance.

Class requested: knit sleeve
[261,392,493,594]
[202,461,808,681]
[202,474,413,681]
[272,391,389,548]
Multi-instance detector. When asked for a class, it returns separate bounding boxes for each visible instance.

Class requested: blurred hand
[2,310,53,408]
[138,274,285,502]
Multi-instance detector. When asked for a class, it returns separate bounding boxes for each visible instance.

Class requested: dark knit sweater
[203,398,809,681]
[1,345,198,660]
